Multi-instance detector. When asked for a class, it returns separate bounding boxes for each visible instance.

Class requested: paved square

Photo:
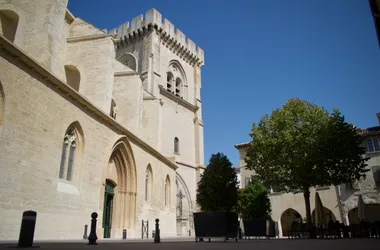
[1,239,379,250]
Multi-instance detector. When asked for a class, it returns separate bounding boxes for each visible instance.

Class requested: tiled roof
[357,126,380,136]
[233,167,241,172]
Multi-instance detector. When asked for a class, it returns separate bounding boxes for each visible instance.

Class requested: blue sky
[68,0,380,167]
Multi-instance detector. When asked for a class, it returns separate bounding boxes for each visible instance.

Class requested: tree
[244,98,368,230]
[235,176,272,220]
[196,153,239,212]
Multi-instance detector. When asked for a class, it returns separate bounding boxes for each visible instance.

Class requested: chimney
[377,112,380,125]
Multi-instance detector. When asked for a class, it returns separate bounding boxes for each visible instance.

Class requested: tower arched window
[167,72,174,93]
[166,61,187,100]
[174,137,179,154]
[175,78,181,97]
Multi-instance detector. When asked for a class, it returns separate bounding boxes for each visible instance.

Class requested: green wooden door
[103,180,115,238]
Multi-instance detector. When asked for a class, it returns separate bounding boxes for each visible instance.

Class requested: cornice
[0,35,178,171]
[67,34,117,43]
[114,71,137,77]
[176,160,196,169]
[196,165,206,170]
[158,85,198,112]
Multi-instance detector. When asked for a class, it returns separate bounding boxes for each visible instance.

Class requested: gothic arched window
[58,123,83,181]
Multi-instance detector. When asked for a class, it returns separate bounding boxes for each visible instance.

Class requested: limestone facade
[235,113,380,237]
[0,0,205,240]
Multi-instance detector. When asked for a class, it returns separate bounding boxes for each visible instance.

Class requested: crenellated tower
[108,8,206,234]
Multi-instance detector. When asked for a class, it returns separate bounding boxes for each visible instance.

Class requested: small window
[165,175,171,206]
[145,165,153,202]
[245,177,250,186]
[174,137,179,154]
[368,137,380,152]
[110,99,116,119]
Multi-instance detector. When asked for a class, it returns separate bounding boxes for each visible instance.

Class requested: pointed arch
[100,136,137,237]
[58,121,84,182]
[311,207,336,223]
[145,164,153,202]
[280,208,302,237]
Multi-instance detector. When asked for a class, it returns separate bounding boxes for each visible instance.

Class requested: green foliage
[196,153,239,212]
[235,176,272,220]
[244,98,369,223]
[245,98,368,193]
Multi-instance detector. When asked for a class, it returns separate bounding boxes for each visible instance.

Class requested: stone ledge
[158,85,198,112]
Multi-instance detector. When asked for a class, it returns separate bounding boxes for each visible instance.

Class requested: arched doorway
[103,179,116,238]
[312,207,336,224]
[280,208,302,237]
[100,137,137,238]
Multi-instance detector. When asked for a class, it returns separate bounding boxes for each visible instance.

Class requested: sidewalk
[0,236,195,244]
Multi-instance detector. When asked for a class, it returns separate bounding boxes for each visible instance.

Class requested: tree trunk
[303,188,315,238]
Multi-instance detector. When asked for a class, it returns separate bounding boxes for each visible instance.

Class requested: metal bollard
[83,224,88,239]
[123,229,127,240]
[87,212,98,245]
[154,219,160,243]
[18,210,37,248]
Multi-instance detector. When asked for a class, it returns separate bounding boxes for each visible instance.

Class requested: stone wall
[0,36,177,240]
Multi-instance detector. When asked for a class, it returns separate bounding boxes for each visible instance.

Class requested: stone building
[0,0,205,240]
[235,113,380,237]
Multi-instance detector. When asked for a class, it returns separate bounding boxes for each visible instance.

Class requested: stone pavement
[0,238,379,250]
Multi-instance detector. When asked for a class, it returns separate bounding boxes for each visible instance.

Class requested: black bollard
[83,224,88,240]
[18,210,37,248]
[123,229,127,240]
[88,212,98,245]
[154,219,160,243]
